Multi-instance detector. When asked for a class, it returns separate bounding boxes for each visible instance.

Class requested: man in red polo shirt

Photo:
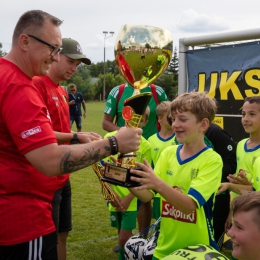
[0,10,142,260]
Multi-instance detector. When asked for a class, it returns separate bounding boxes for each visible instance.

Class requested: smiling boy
[129,91,223,259]
[227,191,260,260]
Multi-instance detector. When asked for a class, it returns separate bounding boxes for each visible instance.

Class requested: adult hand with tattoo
[114,127,142,154]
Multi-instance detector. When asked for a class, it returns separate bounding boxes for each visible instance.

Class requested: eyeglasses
[28,35,62,57]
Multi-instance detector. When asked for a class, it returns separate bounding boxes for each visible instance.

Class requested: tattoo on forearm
[60,145,111,174]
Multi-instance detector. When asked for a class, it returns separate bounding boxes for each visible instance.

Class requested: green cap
[61,38,91,65]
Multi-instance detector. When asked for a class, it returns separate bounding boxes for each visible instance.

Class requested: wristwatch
[71,133,79,144]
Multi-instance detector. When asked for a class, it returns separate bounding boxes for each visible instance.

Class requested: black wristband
[71,133,79,144]
[108,136,118,155]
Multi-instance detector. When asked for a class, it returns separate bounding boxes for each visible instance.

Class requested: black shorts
[52,179,72,236]
[0,231,57,260]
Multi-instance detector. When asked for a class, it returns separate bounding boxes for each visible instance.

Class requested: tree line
[0,43,179,101]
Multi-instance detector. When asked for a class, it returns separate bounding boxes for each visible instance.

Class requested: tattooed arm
[24,127,142,177]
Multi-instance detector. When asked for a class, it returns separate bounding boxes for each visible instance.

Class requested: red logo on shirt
[161,201,197,223]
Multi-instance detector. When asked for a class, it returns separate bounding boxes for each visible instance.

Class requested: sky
[1,0,260,64]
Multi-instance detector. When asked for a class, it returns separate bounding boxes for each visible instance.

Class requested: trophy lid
[115,24,173,90]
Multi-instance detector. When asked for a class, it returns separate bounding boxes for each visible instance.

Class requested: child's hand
[227,169,252,185]
[110,191,123,209]
[117,196,132,212]
[129,159,161,190]
[217,183,229,195]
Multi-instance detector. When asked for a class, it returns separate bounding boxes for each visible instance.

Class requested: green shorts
[152,197,160,220]
[110,211,137,230]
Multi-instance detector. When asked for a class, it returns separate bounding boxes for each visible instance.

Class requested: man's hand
[77,132,102,143]
[115,127,142,154]
[83,111,87,118]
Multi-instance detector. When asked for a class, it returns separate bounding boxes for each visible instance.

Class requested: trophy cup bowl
[102,24,173,187]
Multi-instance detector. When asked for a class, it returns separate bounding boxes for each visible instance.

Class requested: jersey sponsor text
[162,201,197,223]
[21,126,42,138]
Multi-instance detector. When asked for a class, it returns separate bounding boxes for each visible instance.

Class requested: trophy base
[102,164,142,187]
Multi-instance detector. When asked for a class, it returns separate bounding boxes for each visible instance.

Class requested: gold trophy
[101,24,173,187]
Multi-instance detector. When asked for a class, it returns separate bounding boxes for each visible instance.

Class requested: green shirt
[104,84,168,139]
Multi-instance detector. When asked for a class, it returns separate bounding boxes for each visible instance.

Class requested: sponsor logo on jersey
[46,110,51,122]
[227,144,233,151]
[166,170,172,176]
[21,126,42,138]
[62,95,68,103]
[52,97,58,100]
[190,168,199,180]
[111,215,116,221]
[161,200,197,223]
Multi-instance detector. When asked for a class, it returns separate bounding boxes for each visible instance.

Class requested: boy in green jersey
[148,101,175,221]
[103,107,151,260]
[128,91,223,259]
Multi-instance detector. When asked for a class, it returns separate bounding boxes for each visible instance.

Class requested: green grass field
[67,101,232,259]
[68,101,119,260]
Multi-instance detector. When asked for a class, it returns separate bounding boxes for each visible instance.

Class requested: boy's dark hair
[244,96,260,105]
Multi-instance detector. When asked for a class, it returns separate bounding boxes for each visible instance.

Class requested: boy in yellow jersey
[218,96,260,259]
[128,92,223,259]
[219,96,260,195]
[103,107,151,260]
[148,101,175,221]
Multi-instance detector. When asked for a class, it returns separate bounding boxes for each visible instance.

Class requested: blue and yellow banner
[186,41,260,141]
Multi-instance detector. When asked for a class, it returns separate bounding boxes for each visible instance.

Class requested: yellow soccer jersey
[253,157,260,191]
[152,144,222,259]
[233,138,260,198]
[148,132,176,168]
